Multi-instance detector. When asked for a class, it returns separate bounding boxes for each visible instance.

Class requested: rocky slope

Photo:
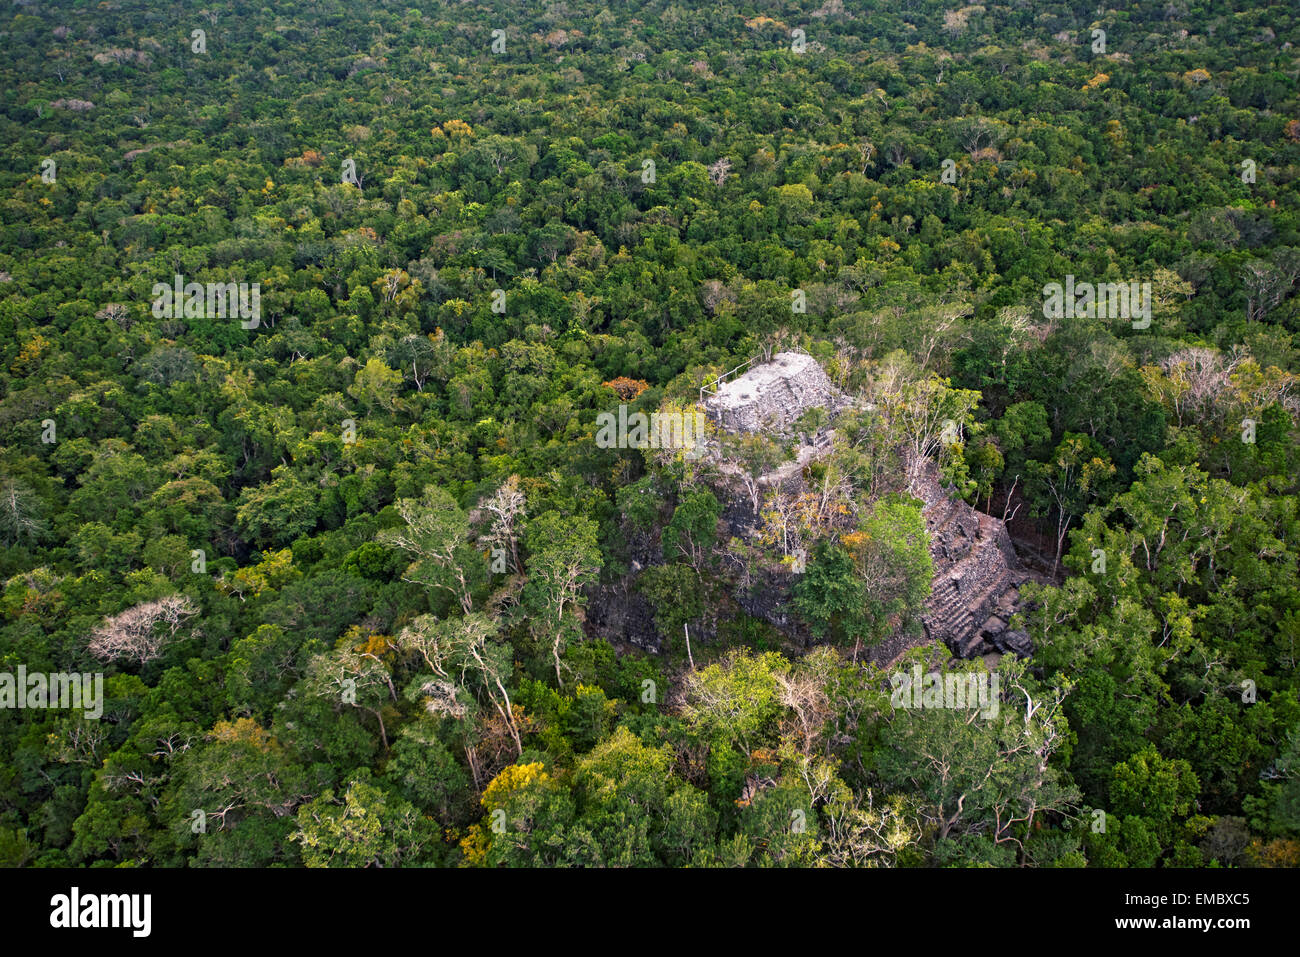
[908,456,1036,660]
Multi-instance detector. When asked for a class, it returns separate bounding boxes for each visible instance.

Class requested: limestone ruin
[700,351,1035,662]
[908,455,1035,660]
[703,352,847,434]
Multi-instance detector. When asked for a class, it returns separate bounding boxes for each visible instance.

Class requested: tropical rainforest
[1,0,1299,869]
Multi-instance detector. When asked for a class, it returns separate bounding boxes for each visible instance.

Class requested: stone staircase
[911,456,1034,659]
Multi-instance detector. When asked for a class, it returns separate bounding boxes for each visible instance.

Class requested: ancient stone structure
[679,351,1036,663]
[908,456,1034,659]
[703,352,846,433]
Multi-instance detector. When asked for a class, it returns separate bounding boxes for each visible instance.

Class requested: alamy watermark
[50,887,150,937]
[595,405,705,455]
[1042,275,1151,328]
[152,274,260,328]
[890,664,1000,719]
[1,666,103,719]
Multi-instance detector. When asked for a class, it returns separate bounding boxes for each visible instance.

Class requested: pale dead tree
[856,139,875,174]
[1000,474,1022,526]
[464,745,485,792]
[96,302,134,330]
[50,720,109,766]
[758,486,804,561]
[702,278,733,315]
[943,8,970,38]
[820,788,921,868]
[0,478,44,544]
[479,474,526,573]
[88,594,198,666]
[1156,344,1299,422]
[206,802,241,831]
[392,616,456,677]
[415,678,468,720]
[916,301,969,372]
[787,750,839,809]
[379,268,406,302]
[1157,346,1243,426]
[707,156,732,185]
[1244,248,1300,323]
[1251,367,1300,418]
[102,769,151,793]
[151,732,194,759]
[775,648,837,757]
[379,487,475,614]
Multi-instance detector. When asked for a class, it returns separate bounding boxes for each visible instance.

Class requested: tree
[384,719,471,825]
[868,350,980,490]
[479,474,526,574]
[396,613,523,756]
[293,776,441,867]
[721,431,784,513]
[793,542,868,649]
[682,650,786,759]
[165,717,315,867]
[522,511,603,687]
[88,594,198,666]
[348,357,405,413]
[378,486,479,614]
[874,655,1078,860]
[234,468,320,549]
[842,497,933,658]
[0,478,45,545]
[462,761,579,868]
[304,642,397,750]
[574,726,716,866]
[1244,248,1300,323]
[1028,433,1117,576]
[661,488,721,572]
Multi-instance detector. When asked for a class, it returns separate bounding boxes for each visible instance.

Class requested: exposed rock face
[703,352,845,433]
[586,580,662,654]
[908,456,1035,659]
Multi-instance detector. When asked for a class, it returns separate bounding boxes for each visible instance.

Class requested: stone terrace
[703,352,845,433]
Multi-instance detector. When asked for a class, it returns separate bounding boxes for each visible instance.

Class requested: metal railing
[699,355,761,404]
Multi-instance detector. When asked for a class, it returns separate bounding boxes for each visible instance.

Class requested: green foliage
[1,0,1298,870]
